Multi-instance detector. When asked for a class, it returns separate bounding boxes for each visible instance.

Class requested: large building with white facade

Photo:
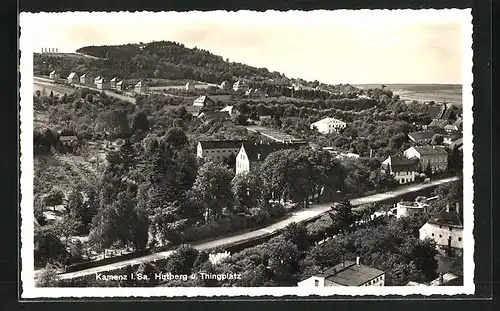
[381,155,418,184]
[310,117,347,134]
[419,203,463,257]
[404,146,448,173]
[298,258,385,287]
[395,200,428,218]
[197,140,250,163]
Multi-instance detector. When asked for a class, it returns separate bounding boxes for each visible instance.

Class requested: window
[439,234,442,238]
[314,280,319,287]
[431,233,435,237]
[458,237,462,241]
[449,227,452,231]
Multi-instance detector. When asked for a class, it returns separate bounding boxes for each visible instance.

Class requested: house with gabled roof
[310,117,347,134]
[197,111,231,123]
[116,80,125,91]
[381,155,417,184]
[80,73,93,86]
[193,95,215,107]
[185,81,196,91]
[236,141,308,175]
[297,258,385,287]
[95,77,110,90]
[233,80,249,92]
[197,140,252,163]
[67,72,79,84]
[220,80,231,90]
[49,70,60,80]
[407,130,436,144]
[134,80,149,94]
[404,145,448,173]
[110,77,118,89]
[419,202,463,257]
[220,106,241,118]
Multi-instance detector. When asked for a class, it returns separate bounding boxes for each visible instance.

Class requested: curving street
[56,176,458,280]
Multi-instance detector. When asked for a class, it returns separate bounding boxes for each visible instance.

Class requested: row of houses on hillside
[54,70,150,94]
[196,140,308,174]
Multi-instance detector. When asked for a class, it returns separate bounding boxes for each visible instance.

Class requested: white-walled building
[67,72,79,84]
[49,70,60,80]
[233,80,249,92]
[220,80,231,90]
[395,200,428,218]
[220,106,241,118]
[297,258,385,287]
[404,146,448,173]
[196,140,249,163]
[419,203,463,257]
[110,77,118,89]
[116,80,125,91]
[80,73,93,86]
[95,77,110,90]
[381,155,417,184]
[135,80,149,94]
[185,81,196,91]
[193,95,215,107]
[310,117,347,134]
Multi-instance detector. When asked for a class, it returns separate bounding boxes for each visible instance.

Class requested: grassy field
[355,84,462,106]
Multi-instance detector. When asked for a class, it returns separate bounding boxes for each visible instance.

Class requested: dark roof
[194,95,215,106]
[199,140,252,150]
[59,135,78,141]
[241,141,308,162]
[411,145,448,156]
[425,104,446,119]
[453,119,463,127]
[427,204,463,227]
[198,111,230,120]
[428,119,449,128]
[408,131,436,142]
[318,261,385,286]
[441,105,457,120]
[383,156,417,173]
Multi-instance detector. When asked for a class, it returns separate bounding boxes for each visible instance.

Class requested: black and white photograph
[20,9,473,297]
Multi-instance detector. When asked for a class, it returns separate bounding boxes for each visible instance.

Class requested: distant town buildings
[381,155,417,184]
[233,80,249,92]
[321,147,359,159]
[245,88,264,98]
[193,95,215,107]
[134,80,149,94]
[236,141,308,175]
[297,258,385,287]
[404,146,448,173]
[310,117,347,134]
[196,140,250,163]
[419,202,463,257]
[49,70,60,80]
[59,135,79,147]
[67,72,79,84]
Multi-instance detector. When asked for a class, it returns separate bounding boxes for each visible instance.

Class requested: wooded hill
[33,40,325,86]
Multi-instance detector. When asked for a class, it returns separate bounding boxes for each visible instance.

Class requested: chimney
[456,202,460,214]
[341,262,345,268]
[439,273,444,285]
[446,203,450,213]
[356,256,360,266]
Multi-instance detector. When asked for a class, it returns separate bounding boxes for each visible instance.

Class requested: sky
[20,10,471,85]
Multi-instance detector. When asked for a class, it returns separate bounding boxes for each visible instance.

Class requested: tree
[328,199,358,234]
[166,244,199,275]
[36,265,61,287]
[131,111,150,132]
[34,226,69,267]
[188,162,234,220]
[95,109,130,138]
[282,222,310,252]
[164,127,188,148]
[231,172,262,213]
[235,114,248,125]
[424,162,433,177]
[66,191,84,219]
[432,134,444,145]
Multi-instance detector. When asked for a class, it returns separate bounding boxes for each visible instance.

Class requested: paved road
[34,77,136,104]
[56,176,458,280]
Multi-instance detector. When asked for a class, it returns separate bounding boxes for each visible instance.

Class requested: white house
[233,80,249,92]
[404,146,448,173]
[93,76,102,86]
[297,258,385,287]
[135,80,149,94]
[381,155,417,184]
[110,77,118,89]
[419,203,463,257]
[95,77,110,90]
[220,106,241,118]
[116,80,125,91]
[193,95,215,107]
[49,70,60,80]
[310,117,347,134]
[220,80,231,90]
[80,73,93,86]
[67,72,79,84]
[185,81,196,91]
